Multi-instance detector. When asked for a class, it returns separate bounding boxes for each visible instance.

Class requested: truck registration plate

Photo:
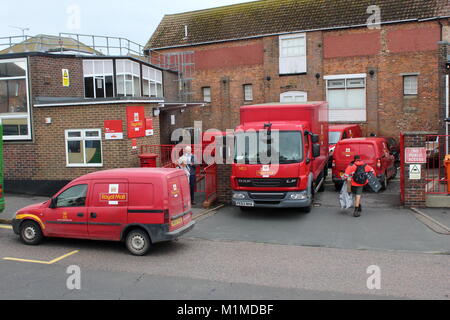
[235,200,255,207]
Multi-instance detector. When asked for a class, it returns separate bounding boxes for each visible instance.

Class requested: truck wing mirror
[312,144,321,158]
[311,134,320,144]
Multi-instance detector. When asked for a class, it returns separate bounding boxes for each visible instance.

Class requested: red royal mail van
[12,168,195,255]
[331,137,396,191]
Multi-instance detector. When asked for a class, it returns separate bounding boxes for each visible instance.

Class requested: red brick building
[146,0,450,138]
[0,35,200,195]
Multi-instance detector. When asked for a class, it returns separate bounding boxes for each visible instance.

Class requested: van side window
[56,184,88,208]
[342,131,348,139]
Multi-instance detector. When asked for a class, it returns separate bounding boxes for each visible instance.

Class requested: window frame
[280,91,308,103]
[65,129,103,167]
[202,86,211,103]
[83,60,114,99]
[243,84,253,102]
[0,58,32,140]
[279,33,307,75]
[55,184,88,208]
[142,65,163,98]
[403,74,418,96]
[115,59,142,97]
[324,73,367,122]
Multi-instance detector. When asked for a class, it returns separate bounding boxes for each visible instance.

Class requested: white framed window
[325,74,367,122]
[0,58,31,140]
[280,91,308,103]
[65,129,103,167]
[116,60,141,97]
[202,87,211,102]
[243,84,253,101]
[403,75,418,95]
[83,60,114,98]
[142,65,163,98]
[279,33,306,74]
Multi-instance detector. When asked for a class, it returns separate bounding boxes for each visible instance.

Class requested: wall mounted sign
[62,69,70,87]
[127,106,145,138]
[145,118,154,136]
[409,164,421,180]
[104,120,123,140]
[405,147,427,164]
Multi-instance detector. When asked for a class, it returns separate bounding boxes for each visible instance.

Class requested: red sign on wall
[145,118,154,136]
[405,147,427,164]
[127,106,145,138]
[104,120,123,140]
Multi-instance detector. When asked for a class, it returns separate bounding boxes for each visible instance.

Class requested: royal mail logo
[100,193,128,202]
[130,121,143,128]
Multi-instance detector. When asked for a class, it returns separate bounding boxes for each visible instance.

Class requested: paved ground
[0,170,448,300]
[416,208,450,230]
[0,229,448,299]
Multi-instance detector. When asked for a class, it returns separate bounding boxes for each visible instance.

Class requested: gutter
[34,99,165,108]
[147,16,450,51]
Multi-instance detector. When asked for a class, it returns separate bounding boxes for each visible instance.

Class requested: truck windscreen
[329,131,341,145]
[234,131,303,164]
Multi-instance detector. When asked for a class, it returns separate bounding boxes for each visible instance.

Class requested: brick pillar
[217,164,232,204]
[403,131,435,208]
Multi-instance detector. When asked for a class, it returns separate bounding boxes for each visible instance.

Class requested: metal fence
[425,134,450,195]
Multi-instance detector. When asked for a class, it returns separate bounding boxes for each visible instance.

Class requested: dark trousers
[189,174,196,203]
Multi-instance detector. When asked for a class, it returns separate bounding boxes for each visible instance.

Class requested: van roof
[337,137,385,144]
[329,124,360,131]
[72,168,183,182]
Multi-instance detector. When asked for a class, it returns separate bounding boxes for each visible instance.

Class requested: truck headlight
[289,192,307,200]
[233,192,246,199]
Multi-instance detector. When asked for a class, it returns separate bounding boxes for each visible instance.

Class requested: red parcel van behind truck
[328,124,362,154]
[12,168,195,255]
[231,102,329,212]
[332,137,396,191]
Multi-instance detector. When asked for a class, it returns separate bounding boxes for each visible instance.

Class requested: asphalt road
[0,225,449,300]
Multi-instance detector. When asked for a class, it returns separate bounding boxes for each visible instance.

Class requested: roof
[73,168,183,182]
[146,0,450,49]
[0,34,101,55]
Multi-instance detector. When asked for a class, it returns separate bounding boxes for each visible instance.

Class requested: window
[116,60,141,97]
[279,33,306,74]
[83,60,114,98]
[243,84,253,101]
[202,87,211,102]
[403,75,418,95]
[0,58,31,140]
[65,129,103,167]
[56,184,88,208]
[325,74,367,122]
[142,65,163,98]
[280,91,307,103]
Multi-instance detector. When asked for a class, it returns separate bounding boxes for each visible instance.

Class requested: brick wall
[29,55,85,100]
[402,132,434,208]
[4,102,161,195]
[153,20,443,141]
[217,164,232,204]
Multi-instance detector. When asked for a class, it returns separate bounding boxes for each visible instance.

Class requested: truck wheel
[301,183,314,213]
[126,229,151,256]
[19,220,43,245]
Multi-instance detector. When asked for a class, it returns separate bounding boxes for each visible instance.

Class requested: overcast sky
[1,0,255,45]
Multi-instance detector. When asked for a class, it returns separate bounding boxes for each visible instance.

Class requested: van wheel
[19,220,43,245]
[334,182,343,191]
[126,229,151,256]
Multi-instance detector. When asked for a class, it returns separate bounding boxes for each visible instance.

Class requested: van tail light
[332,159,336,168]
[164,210,170,224]
[376,158,382,169]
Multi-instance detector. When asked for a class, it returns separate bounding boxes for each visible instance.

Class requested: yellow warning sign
[62,69,70,87]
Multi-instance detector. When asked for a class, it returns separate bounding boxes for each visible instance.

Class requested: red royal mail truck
[231,102,329,212]
[12,168,195,255]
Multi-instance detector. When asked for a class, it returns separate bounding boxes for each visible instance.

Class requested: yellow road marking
[0,225,12,230]
[3,250,79,265]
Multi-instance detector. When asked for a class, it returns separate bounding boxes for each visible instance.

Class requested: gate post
[402,131,435,208]
[217,164,232,204]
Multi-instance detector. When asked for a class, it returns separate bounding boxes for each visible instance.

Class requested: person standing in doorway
[184,146,197,205]
[344,155,375,217]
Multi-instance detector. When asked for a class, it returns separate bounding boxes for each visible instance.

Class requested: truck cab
[231,102,329,212]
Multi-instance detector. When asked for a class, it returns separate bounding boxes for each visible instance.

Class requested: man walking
[344,155,375,217]
[184,146,197,205]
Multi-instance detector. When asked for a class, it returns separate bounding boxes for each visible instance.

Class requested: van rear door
[167,173,192,232]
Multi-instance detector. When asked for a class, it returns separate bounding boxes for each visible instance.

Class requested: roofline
[147,16,450,51]
[0,51,168,72]
[164,0,262,17]
[33,100,206,108]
